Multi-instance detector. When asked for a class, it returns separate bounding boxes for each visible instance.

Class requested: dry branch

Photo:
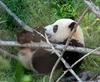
[0,40,100,55]
[84,0,100,18]
[78,81,100,82]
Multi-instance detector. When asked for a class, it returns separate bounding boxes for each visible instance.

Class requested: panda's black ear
[69,22,76,31]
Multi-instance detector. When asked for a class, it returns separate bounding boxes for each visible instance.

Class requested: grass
[80,12,100,72]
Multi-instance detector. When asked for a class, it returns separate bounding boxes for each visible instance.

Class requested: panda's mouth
[45,33,51,38]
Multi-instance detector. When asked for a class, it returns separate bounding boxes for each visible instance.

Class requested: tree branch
[0,40,100,55]
[84,0,100,18]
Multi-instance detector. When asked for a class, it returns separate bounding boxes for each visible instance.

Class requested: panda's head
[44,19,84,45]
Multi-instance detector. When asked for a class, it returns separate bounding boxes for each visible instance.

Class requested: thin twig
[0,48,18,60]
[45,34,82,82]
[0,20,7,24]
[56,47,100,82]
[50,7,89,82]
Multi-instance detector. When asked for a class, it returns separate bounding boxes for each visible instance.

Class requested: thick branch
[84,0,100,18]
[0,1,33,32]
[0,41,100,55]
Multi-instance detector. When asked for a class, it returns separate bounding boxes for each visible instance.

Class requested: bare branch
[75,80,100,82]
[0,20,7,24]
[84,0,100,18]
[0,40,100,55]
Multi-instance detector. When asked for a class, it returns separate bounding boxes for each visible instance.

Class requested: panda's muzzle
[43,26,52,38]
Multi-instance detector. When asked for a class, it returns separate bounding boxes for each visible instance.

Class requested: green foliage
[81,55,100,73]
[50,0,77,18]
[0,56,14,82]
[0,56,11,71]
[2,0,55,28]
[94,0,100,6]
[1,0,84,31]
[15,62,25,82]
[80,12,100,72]
[82,13,100,48]
[21,74,33,82]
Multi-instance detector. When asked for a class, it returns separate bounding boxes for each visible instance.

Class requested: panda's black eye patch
[53,25,58,33]
[69,22,76,31]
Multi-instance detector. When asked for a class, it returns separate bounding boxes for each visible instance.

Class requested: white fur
[18,48,38,72]
[44,18,84,45]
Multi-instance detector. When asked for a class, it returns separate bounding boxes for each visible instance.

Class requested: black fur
[53,25,58,33]
[57,39,83,47]
[63,51,84,76]
[69,39,84,47]
[59,39,84,76]
[69,22,76,31]
[32,48,62,74]
[57,38,68,44]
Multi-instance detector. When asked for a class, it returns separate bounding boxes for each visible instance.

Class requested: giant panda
[17,27,62,74]
[17,18,85,75]
[44,18,85,74]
